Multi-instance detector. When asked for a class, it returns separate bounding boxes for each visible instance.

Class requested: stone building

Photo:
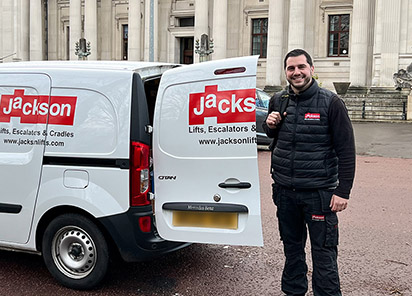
[1,0,412,94]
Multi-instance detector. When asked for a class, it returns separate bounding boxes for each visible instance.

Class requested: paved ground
[353,121,412,158]
[0,122,412,295]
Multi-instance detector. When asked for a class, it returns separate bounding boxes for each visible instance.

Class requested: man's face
[285,54,314,94]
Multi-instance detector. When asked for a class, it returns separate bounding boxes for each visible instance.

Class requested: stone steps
[342,90,408,121]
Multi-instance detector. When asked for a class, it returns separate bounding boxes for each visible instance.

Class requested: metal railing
[362,100,366,119]
[403,101,407,120]
[0,53,16,63]
[360,100,406,120]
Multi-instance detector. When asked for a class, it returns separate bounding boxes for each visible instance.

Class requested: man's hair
[284,49,313,69]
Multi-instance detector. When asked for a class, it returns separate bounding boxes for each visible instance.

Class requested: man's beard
[289,75,312,92]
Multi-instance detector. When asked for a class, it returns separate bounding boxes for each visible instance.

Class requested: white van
[0,56,263,289]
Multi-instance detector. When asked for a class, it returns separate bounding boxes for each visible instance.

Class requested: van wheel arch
[35,207,117,257]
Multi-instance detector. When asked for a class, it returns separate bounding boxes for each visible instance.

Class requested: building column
[85,0,97,60]
[349,0,370,87]
[14,0,29,61]
[13,0,19,61]
[266,0,284,89]
[288,0,305,51]
[144,0,158,62]
[128,0,142,61]
[21,0,30,61]
[48,0,58,60]
[70,0,82,60]
[1,0,13,62]
[100,0,112,60]
[212,0,227,60]
[304,0,316,54]
[194,0,209,63]
[29,0,43,61]
[379,0,401,86]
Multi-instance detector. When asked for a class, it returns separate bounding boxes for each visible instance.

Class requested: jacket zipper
[291,95,299,187]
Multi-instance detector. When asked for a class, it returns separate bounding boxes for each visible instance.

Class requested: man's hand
[266,111,286,129]
[330,195,348,212]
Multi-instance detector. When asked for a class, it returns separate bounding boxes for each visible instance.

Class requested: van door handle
[218,182,251,189]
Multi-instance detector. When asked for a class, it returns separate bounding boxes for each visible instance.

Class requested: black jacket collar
[287,79,319,101]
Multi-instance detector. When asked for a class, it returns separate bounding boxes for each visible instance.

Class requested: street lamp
[195,34,214,63]
[75,38,91,60]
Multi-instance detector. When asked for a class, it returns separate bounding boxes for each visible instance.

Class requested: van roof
[0,61,180,78]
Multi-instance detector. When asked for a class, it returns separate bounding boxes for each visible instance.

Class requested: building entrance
[180,37,193,64]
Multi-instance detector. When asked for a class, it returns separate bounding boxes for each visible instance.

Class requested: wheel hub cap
[52,226,97,279]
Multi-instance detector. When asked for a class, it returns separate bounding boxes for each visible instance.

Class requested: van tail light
[130,141,151,206]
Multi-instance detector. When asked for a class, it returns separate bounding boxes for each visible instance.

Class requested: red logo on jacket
[304,113,320,120]
[0,89,77,126]
[189,85,256,125]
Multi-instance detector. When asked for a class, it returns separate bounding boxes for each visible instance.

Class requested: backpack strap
[278,93,290,119]
[268,90,289,151]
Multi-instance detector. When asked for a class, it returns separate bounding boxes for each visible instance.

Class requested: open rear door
[153,56,263,246]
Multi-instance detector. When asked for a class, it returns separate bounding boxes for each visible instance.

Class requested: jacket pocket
[272,183,281,206]
[325,213,339,247]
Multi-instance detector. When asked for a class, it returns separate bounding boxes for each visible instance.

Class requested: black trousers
[272,184,341,296]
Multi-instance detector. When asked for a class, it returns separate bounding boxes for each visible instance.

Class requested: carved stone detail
[394,63,412,90]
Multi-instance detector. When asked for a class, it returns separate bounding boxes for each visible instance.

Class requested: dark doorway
[180,37,194,64]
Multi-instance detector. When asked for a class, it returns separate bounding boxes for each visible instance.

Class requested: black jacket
[263,80,356,198]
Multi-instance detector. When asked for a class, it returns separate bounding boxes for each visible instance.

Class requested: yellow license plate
[173,211,238,229]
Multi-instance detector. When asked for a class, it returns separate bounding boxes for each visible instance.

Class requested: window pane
[329,33,339,56]
[123,25,128,39]
[253,20,260,34]
[261,36,267,58]
[329,34,335,55]
[179,17,195,27]
[340,32,349,55]
[341,15,350,31]
[333,38,339,55]
[262,19,268,33]
[329,15,339,31]
[252,36,261,55]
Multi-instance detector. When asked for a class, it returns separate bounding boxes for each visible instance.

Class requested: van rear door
[153,56,263,246]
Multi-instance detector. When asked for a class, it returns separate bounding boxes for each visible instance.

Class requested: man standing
[264,49,355,296]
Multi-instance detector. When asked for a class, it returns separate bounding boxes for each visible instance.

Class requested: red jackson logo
[0,89,77,126]
[305,112,321,120]
[312,214,325,221]
[188,85,255,125]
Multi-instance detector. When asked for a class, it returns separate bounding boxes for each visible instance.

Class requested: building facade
[1,0,412,92]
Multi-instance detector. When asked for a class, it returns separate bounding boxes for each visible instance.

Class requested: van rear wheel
[42,213,109,290]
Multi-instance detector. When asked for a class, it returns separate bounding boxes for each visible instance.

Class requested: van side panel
[36,165,129,218]
[35,71,134,222]
[0,74,50,244]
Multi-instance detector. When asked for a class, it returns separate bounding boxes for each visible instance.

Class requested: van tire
[42,213,109,290]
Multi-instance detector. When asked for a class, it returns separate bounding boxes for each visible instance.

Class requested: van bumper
[98,206,190,262]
